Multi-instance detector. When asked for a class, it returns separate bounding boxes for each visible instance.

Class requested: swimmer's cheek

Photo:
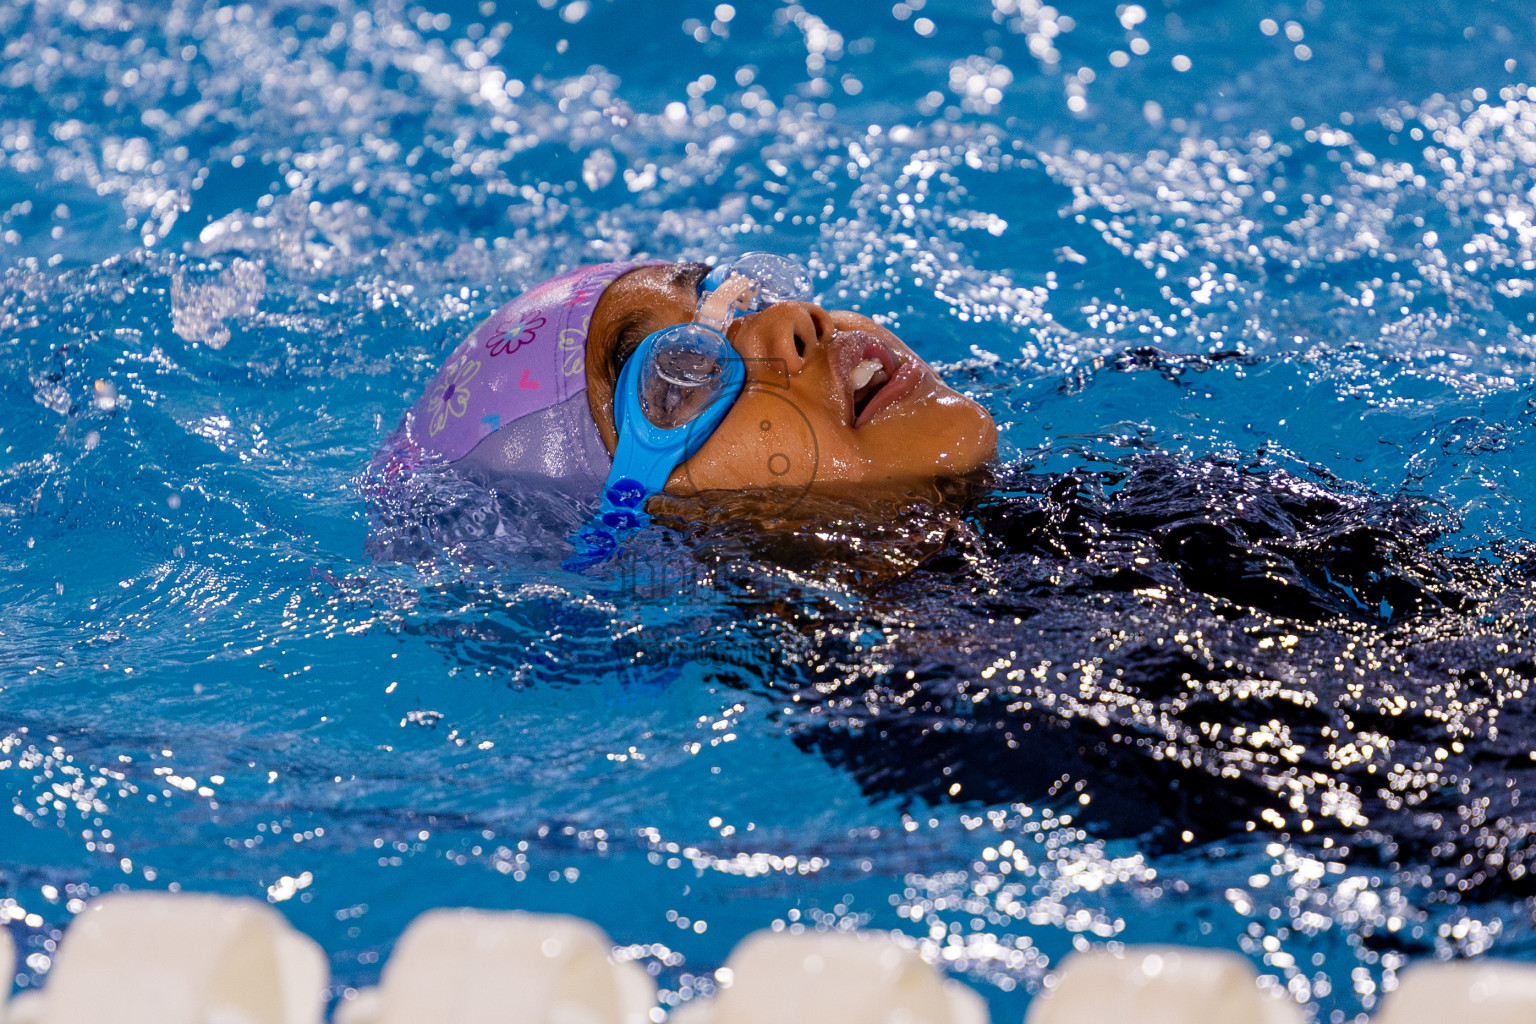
[659,384,995,495]
[664,421,821,495]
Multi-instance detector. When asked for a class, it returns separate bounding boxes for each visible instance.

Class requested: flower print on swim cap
[375,261,660,498]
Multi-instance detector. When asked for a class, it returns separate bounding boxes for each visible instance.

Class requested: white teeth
[851,358,887,390]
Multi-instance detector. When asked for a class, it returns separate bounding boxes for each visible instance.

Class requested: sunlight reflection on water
[4,0,1536,1019]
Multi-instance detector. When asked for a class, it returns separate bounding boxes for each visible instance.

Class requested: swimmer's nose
[727,302,833,379]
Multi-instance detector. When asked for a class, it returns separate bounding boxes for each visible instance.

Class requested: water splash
[6,0,1536,1020]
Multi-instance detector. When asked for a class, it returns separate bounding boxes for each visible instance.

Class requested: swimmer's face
[585,264,997,497]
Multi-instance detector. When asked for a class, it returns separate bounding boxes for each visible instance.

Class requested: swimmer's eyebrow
[668,261,710,295]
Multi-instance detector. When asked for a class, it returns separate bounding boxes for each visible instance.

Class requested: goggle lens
[638,324,734,430]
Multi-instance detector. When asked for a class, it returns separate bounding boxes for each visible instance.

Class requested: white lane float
[1375,959,1536,1024]
[2,923,13,1021]
[1025,945,1304,1024]
[334,908,655,1024]
[5,891,326,1024]
[669,928,988,1024]
[10,890,1536,1024]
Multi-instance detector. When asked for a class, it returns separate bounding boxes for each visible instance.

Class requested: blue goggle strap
[566,327,745,570]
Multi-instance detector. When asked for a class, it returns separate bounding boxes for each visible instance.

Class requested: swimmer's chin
[874,393,999,480]
[940,395,999,473]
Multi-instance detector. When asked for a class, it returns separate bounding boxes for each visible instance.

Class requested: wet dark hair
[604,261,711,388]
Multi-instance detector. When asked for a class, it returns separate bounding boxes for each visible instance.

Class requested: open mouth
[833,330,925,428]
[850,354,892,420]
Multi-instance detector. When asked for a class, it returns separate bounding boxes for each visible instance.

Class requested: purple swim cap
[374,261,653,498]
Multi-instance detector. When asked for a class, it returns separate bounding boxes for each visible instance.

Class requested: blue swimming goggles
[566,252,812,568]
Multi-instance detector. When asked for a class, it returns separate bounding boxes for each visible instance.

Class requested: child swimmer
[373,256,996,561]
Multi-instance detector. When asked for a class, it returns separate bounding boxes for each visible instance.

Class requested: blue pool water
[6,0,1536,1019]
